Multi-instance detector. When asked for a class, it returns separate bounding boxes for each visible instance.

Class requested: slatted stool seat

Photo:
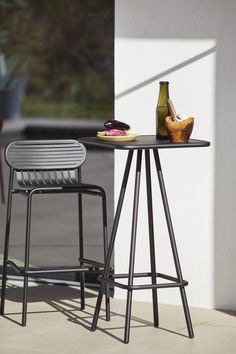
[0,139,110,326]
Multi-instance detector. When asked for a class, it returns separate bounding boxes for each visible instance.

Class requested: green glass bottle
[156,81,170,139]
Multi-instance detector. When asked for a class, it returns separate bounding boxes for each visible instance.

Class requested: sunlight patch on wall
[114,38,216,307]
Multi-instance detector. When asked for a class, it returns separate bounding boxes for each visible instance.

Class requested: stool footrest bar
[6,261,21,274]
[79,257,104,269]
[25,267,91,275]
[6,261,100,275]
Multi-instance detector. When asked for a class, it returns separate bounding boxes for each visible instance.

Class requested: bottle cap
[159,81,169,84]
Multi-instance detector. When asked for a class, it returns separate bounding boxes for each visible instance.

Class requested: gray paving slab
[0,281,235,354]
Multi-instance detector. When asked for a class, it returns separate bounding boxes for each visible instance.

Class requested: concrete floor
[0,281,235,354]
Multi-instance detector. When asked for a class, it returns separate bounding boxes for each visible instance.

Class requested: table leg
[91,150,134,331]
[78,169,85,310]
[78,193,85,310]
[145,150,159,327]
[124,150,142,343]
[22,191,33,326]
[100,188,110,321]
[153,149,194,339]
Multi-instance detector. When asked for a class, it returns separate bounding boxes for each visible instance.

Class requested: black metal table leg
[78,168,85,311]
[91,150,134,331]
[100,188,110,321]
[124,150,142,344]
[22,191,33,326]
[153,149,194,338]
[145,150,159,328]
[78,193,85,310]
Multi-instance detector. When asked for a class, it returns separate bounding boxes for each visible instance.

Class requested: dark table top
[79,135,210,150]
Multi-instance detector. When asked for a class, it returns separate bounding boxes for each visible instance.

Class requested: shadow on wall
[115,0,236,310]
[115,47,216,100]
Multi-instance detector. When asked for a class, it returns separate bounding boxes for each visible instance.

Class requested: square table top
[79,135,210,151]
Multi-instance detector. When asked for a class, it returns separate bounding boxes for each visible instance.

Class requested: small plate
[97,134,138,142]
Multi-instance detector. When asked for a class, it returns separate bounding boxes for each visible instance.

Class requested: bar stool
[0,139,110,326]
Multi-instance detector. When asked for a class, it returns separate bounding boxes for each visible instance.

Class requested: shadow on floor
[1,282,189,343]
[2,282,95,302]
[49,299,189,343]
[217,309,236,318]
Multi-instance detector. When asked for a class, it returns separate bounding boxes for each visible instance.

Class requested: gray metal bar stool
[0,139,110,326]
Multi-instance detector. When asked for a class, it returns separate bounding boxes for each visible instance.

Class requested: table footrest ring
[98,271,188,290]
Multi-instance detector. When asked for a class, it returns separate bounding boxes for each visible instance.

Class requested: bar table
[80,135,210,343]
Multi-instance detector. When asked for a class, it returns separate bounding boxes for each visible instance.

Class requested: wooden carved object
[166,116,194,143]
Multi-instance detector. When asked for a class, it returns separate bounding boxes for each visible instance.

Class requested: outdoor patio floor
[0,281,235,354]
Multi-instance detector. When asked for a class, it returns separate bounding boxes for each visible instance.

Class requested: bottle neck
[158,83,169,106]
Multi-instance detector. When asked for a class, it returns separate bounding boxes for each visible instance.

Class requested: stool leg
[0,169,14,315]
[124,150,142,344]
[22,192,33,326]
[100,189,110,321]
[0,148,5,203]
[145,150,159,327]
[78,192,85,311]
[91,150,134,331]
[153,149,194,338]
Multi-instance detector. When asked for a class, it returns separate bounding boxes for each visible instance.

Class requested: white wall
[114,0,236,310]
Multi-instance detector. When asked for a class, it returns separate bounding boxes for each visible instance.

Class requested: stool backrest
[5,139,86,187]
